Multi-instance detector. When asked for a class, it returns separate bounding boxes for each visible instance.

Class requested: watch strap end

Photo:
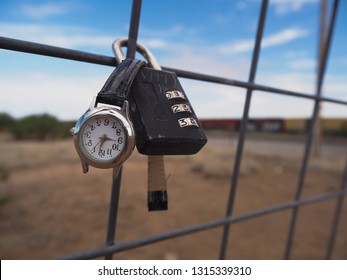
[148,190,168,211]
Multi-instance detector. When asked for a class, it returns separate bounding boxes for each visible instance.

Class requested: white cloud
[1,66,346,121]
[181,80,247,118]
[157,52,250,118]
[263,28,309,47]
[140,38,169,50]
[140,24,200,38]
[160,52,248,79]
[0,73,105,120]
[284,50,309,59]
[289,58,316,70]
[146,52,347,119]
[218,28,309,54]
[257,72,316,94]
[253,71,347,118]
[251,72,315,117]
[19,3,72,20]
[218,39,254,55]
[0,22,118,49]
[321,103,347,118]
[282,50,317,71]
[0,22,179,52]
[250,92,315,118]
[323,74,347,99]
[270,0,319,15]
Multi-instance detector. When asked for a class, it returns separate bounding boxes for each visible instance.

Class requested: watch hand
[91,139,102,151]
[104,136,117,142]
[91,135,106,152]
[99,134,111,151]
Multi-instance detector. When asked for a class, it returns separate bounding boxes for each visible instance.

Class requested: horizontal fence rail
[1,0,346,260]
[1,36,347,107]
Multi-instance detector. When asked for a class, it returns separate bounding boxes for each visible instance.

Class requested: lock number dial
[79,115,126,164]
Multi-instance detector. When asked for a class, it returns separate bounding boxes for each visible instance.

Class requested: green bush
[0,163,10,181]
[11,114,60,140]
[57,121,76,139]
[0,113,75,140]
[323,128,347,137]
[0,112,15,132]
[338,128,347,137]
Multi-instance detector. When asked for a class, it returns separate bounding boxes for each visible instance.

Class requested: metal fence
[1,0,346,260]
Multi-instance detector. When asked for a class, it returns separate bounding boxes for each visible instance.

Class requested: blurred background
[0,0,346,259]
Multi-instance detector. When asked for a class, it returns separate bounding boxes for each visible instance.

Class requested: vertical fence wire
[219,0,269,260]
[104,169,123,260]
[126,0,142,59]
[103,0,142,260]
[313,0,328,157]
[284,0,340,259]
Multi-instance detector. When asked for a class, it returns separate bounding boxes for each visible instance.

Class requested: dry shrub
[189,143,344,179]
[0,163,10,181]
[190,146,259,179]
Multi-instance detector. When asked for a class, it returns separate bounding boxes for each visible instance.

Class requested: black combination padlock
[112,38,207,211]
[113,39,207,156]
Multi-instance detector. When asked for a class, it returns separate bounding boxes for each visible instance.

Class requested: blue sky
[0,0,346,120]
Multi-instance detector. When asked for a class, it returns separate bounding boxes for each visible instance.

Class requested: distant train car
[200,119,240,131]
[284,118,308,133]
[321,118,347,131]
[255,118,284,132]
[284,118,347,135]
[200,118,283,132]
[321,118,347,135]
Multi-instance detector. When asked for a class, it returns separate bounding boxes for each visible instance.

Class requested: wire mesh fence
[0,0,346,260]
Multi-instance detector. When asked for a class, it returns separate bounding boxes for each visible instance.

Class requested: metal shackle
[112,38,161,70]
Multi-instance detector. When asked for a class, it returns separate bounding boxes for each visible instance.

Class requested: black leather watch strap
[96,58,146,107]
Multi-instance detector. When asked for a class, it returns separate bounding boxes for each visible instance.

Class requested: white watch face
[79,114,126,163]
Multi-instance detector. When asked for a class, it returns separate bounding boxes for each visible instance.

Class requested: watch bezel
[72,98,135,172]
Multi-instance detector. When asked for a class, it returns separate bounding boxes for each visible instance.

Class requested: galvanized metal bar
[126,0,142,59]
[0,36,117,66]
[104,168,123,259]
[313,0,328,157]
[60,189,347,260]
[219,0,269,260]
[1,36,346,107]
[326,154,347,259]
[284,0,340,260]
[316,0,339,97]
[103,0,143,260]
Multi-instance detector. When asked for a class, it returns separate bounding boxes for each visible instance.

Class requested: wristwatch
[71,58,145,177]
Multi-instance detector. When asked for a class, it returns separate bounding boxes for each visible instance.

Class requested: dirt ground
[0,132,346,260]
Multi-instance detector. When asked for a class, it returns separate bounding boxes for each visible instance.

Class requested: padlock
[112,38,208,156]
[112,38,207,211]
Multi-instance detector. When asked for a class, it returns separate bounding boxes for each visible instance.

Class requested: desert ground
[0,131,346,259]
